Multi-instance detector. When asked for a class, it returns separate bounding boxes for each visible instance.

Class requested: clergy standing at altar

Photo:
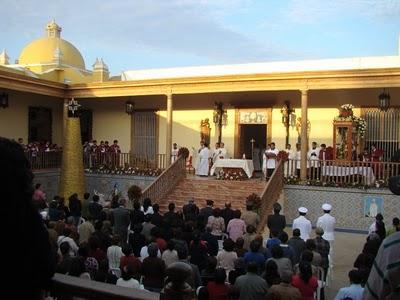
[212,142,221,164]
[219,142,227,159]
[263,142,279,178]
[196,141,211,176]
[284,144,295,177]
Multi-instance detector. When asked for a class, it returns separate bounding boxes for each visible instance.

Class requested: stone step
[158,177,266,212]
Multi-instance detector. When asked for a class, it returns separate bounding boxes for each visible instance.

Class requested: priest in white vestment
[212,142,221,164]
[284,144,296,177]
[219,142,227,159]
[307,141,320,179]
[196,142,211,176]
[263,142,279,178]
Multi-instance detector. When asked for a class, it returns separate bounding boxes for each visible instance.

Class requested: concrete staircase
[158,177,266,212]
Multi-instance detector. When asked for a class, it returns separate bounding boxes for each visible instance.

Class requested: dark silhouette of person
[0,137,55,299]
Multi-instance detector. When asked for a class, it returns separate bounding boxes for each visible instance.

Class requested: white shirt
[57,235,79,257]
[107,245,123,269]
[141,206,154,215]
[317,213,336,241]
[116,278,144,289]
[292,215,312,241]
[308,147,320,167]
[219,147,227,159]
[139,246,162,262]
[265,148,279,169]
[295,150,301,169]
[171,148,179,162]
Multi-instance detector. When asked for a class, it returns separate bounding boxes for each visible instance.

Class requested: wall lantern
[0,92,9,109]
[126,101,135,115]
[379,89,390,111]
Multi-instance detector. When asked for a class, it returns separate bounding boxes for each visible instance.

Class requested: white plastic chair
[218,233,229,250]
[109,267,121,278]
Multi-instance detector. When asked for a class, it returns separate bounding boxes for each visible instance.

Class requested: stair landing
[159,175,266,212]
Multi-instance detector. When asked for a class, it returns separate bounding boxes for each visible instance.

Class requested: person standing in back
[317,203,335,266]
[112,199,130,245]
[267,202,286,238]
[292,207,312,241]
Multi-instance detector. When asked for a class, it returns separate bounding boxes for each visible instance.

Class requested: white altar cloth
[322,166,376,185]
[210,159,254,178]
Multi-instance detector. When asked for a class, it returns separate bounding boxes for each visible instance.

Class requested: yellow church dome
[18,21,86,70]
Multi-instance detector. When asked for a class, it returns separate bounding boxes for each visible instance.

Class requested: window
[362,108,400,161]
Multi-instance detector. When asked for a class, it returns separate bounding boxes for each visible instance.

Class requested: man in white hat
[317,203,336,266]
[292,207,312,241]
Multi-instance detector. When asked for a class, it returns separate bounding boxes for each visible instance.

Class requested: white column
[300,90,308,180]
[166,93,173,165]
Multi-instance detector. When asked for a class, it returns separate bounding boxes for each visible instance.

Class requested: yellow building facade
[1,21,400,173]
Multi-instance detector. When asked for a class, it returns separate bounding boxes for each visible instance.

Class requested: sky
[1,0,400,75]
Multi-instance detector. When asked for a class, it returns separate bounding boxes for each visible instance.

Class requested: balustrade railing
[27,152,166,171]
[257,160,284,233]
[141,155,187,203]
[83,153,167,170]
[51,273,159,300]
[283,159,400,186]
[25,151,62,170]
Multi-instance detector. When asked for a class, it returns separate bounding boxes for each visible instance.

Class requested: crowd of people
[3,135,400,299]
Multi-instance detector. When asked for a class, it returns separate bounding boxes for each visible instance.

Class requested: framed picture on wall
[363,196,383,218]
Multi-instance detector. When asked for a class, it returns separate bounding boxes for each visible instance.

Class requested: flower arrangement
[216,168,247,180]
[277,150,289,161]
[178,147,190,159]
[85,165,162,177]
[128,185,142,202]
[334,104,367,138]
[246,193,261,211]
[284,175,301,185]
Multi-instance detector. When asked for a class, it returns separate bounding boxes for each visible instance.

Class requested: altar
[210,159,254,178]
[321,165,376,185]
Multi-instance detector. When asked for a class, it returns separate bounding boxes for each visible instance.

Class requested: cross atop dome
[46,19,62,38]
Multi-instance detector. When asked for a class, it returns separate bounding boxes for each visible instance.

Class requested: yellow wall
[80,100,131,152]
[271,107,361,150]
[158,109,236,156]
[0,92,63,145]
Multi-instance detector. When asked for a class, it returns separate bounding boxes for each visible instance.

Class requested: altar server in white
[171,143,179,162]
[212,142,221,164]
[219,142,227,159]
[317,203,336,266]
[293,207,312,241]
[307,141,320,179]
[284,143,296,177]
[196,142,211,176]
[264,142,279,178]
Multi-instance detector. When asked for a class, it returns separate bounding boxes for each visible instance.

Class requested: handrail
[257,160,284,233]
[51,273,159,300]
[141,155,187,203]
[283,159,400,186]
[27,152,167,171]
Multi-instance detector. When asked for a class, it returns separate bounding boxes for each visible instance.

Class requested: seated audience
[117,264,144,289]
[207,268,231,300]
[267,270,302,300]
[292,261,318,300]
[335,269,364,300]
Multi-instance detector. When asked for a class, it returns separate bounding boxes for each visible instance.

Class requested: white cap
[322,203,332,211]
[298,207,308,214]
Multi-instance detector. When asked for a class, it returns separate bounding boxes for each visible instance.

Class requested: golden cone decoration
[59,117,86,202]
